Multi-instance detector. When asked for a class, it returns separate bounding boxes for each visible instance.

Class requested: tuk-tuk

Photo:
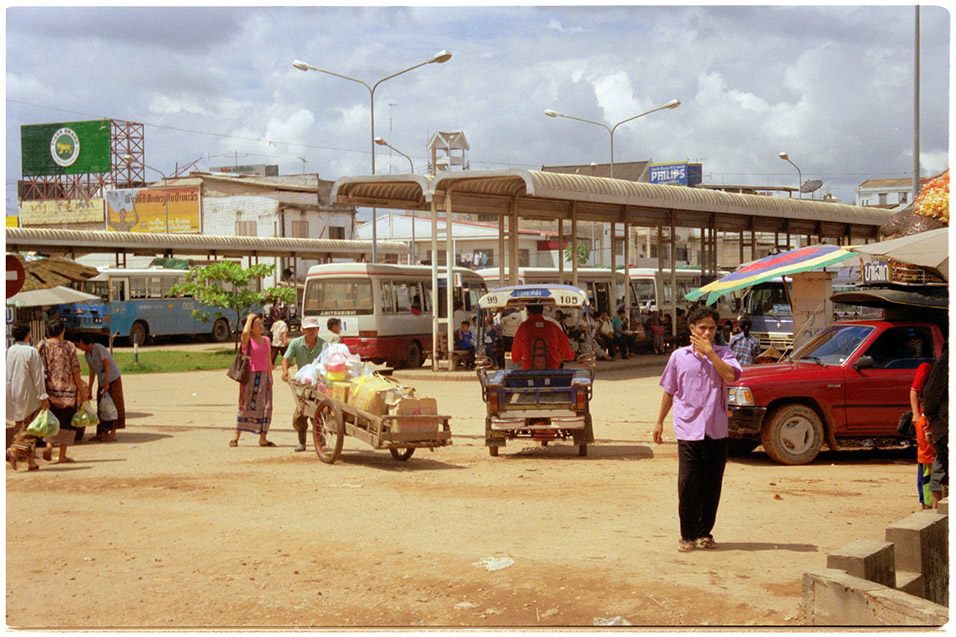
[475,284,596,457]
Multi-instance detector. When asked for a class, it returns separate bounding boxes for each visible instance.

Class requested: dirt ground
[6,362,922,629]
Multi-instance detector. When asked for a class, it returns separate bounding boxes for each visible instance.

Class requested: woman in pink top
[230,313,275,447]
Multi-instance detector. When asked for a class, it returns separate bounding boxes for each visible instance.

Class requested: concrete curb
[392,354,671,382]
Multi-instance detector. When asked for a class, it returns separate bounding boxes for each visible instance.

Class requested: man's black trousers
[677,436,727,542]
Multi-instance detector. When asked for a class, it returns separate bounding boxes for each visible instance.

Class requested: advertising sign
[862,259,891,285]
[21,120,112,176]
[19,198,105,225]
[649,162,703,187]
[105,187,201,234]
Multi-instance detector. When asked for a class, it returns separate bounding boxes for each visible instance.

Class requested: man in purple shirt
[653,306,742,553]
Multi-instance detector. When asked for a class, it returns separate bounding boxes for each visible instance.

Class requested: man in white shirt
[270,314,289,364]
[6,323,49,433]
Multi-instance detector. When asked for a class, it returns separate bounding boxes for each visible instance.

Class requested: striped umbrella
[684,244,856,306]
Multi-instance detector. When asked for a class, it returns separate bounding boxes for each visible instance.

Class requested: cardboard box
[389,396,439,433]
[331,381,351,403]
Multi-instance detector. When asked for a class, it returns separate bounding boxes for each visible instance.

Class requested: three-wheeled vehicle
[475,284,597,457]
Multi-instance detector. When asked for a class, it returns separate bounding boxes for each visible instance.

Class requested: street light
[544,99,680,178]
[293,50,452,262]
[779,152,802,199]
[374,137,417,263]
[123,154,169,233]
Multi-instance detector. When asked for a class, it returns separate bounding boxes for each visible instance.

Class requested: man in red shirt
[511,304,575,370]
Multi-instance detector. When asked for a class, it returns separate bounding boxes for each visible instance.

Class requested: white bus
[629,267,739,321]
[301,263,487,368]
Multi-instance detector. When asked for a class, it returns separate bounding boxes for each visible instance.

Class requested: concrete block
[937,497,948,516]
[896,571,923,597]
[827,539,896,587]
[885,511,948,606]
[803,568,948,626]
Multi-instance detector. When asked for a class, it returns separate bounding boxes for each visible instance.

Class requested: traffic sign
[6,254,25,298]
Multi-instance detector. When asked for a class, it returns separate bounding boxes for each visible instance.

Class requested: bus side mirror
[854,355,876,371]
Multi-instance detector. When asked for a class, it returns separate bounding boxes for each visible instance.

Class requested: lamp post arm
[609,103,677,135]
[371,59,433,94]
[552,112,611,134]
[299,64,372,92]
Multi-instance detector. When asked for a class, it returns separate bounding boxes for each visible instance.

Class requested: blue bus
[61,267,241,344]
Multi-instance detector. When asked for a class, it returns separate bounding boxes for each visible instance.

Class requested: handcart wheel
[389,447,415,462]
[312,402,344,464]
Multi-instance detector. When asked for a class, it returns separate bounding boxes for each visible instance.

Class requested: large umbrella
[14,255,101,292]
[684,244,856,306]
[849,227,949,281]
[6,285,100,308]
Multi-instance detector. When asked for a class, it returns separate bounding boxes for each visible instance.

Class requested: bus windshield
[303,279,374,315]
[745,282,791,316]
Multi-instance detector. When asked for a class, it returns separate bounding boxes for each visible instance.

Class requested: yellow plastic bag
[26,409,60,438]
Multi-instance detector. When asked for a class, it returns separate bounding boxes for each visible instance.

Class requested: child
[7,431,40,471]
[455,321,476,367]
[651,314,666,355]
[326,318,343,344]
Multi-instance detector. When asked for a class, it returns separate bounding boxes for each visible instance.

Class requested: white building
[856,178,914,210]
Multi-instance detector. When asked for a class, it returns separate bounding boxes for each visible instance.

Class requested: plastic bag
[72,400,100,428]
[99,391,118,422]
[26,409,60,438]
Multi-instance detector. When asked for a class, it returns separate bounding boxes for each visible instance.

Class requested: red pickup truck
[727,318,944,464]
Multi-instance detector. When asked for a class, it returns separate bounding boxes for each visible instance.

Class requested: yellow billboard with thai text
[105,187,201,233]
[19,198,104,225]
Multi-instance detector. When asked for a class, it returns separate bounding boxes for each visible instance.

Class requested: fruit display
[914,169,949,225]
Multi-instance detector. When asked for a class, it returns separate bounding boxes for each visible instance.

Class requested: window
[900,191,908,204]
[380,280,395,313]
[519,249,530,267]
[83,280,109,301]
[614,238,625,257]
[878,193,888,205]
[862,326,934,369]
[110,278,127,303]
[633,279,656,305]
[236,220,257,236]
[130,277,147,299]
[391,280,421,313]
[163,276,186,298]
[147,277,163,298]
[290,220,309,238]
[328,226,346,240]
[302,278,374,314]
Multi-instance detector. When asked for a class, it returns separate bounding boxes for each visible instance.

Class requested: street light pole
[544,99,680,178]
[375,137,416,263]
[124,154,169,233]
[778,152,802,198]
[293,51,452,263]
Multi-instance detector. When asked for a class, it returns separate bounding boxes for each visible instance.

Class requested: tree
[169,261,296,347]
[563,242,591,266]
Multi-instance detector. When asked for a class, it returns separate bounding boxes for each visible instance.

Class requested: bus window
[632,279,656,305]
[162,276,184,298]
[303,279,375,314]
[593,282,610,314]
[110,278,127,303]
[380,281,396,313]
[130,277,148,299]
[147,277,163,298]
[392,280,419,313]
[466,283,483,311]
[83,280,109,301]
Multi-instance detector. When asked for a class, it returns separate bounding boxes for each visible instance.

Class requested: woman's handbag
[227,342,251,384]
[897,409,915,438]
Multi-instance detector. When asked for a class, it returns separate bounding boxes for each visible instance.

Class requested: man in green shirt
[282,316,326,451]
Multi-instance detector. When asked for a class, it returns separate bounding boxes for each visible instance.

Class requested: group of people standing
[6,320,126,470]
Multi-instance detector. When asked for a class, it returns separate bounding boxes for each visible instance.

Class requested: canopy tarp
[849,227,949,281]
[16,255,101,292]
[685,244,856,305]
[7,285,100,308]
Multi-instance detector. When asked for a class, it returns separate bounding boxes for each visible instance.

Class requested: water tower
[427,131,469,174]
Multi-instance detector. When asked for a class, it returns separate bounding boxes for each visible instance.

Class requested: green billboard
[21,120,112,177]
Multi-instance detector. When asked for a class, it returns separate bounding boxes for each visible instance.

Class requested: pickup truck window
[793,324,874,365]
[860,326,935,369]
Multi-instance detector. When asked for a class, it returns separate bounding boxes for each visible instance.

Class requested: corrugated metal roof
[332,170,891,235]
[6,228,407,258]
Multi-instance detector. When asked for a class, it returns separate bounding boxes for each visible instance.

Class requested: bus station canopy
[332,168,891,239]
[5,227,408,260]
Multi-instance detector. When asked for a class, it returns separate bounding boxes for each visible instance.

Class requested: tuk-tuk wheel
[578,444,588,457]
[488,446,499,457]
[389,447,415,461]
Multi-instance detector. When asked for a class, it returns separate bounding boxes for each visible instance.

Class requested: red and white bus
[301,263,487,368]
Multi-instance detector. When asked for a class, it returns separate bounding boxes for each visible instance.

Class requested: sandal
[259,441,277,447]
[697,537,718,549]
[42,448,52,462]
[678,539,696,552]
[228,440,238,447]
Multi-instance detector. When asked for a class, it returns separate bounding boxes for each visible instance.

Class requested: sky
[5,5,951,217]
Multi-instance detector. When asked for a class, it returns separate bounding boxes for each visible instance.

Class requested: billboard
[21,120,112,176]
[19,199,105,225]
[649,162,702,187]
[105,187,201,234]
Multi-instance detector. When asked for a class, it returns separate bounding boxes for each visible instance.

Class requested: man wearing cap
[281,316,327,452]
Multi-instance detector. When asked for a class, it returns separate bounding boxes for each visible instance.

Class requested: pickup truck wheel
[761,404,824,465]
[578,444,588,457]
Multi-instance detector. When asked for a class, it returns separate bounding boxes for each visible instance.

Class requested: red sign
[7,254,25,298]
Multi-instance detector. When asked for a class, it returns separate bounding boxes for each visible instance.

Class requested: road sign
[6,254,25,298]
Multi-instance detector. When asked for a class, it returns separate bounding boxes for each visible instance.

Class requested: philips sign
[649,162,702,187]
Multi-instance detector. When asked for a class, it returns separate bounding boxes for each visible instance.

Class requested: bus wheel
[129,321,149,346]
[406,342,424,368]
[211,319,230,343]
